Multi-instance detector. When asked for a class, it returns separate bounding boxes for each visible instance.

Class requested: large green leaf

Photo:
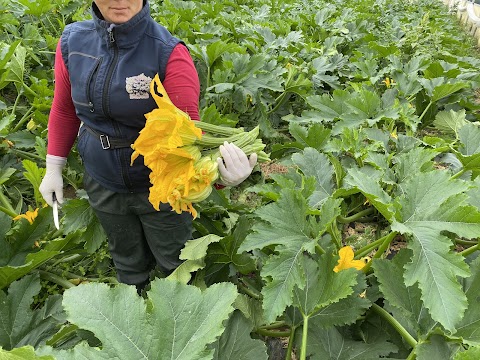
[391,171,480,332]
[292,147,334,208]
[454,346,480,360]
[372,250,436,336]
[239,188,321,323]
[456,256,480,346]
[305,325,397,359]
[308,277,371,328]
[0,346,54,360]
[392,147,437,184]
[288,123,331,151]
[293,255,358,318]
[0,274,64,350]
[168,234,222,284]
[211,311,268,360]
[61,199,107,253]
[415,335,460,360]
[0,211,75,289]
[21,160,44,208]
[41,279,238,360]
[343,167,394,221]
[455,123,480,173]
[433,109,467,138]
[206,216,256,276]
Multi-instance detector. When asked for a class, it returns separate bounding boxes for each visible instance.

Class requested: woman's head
[94,0,144,24]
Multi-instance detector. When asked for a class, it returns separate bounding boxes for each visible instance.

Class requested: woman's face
[94,0,143,24]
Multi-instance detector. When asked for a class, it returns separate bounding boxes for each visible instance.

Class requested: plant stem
[267,91,288,115]
[354,237,386,258]
[300,315,309,360]
[38,270,75,289]
[254,328,291,338]
[363,231,397,273]
[315,243,325,255]
[258,321,287,330]
[237,281,262,300]
[12,105,34,132]
[0,190,16,216]
[337,207,375,223]
[371,303,417,349]
[455,238,478,246]
[418,101,432,124]
[0,205,17,218]
[11,92,21,115]
[22,83,38,98]
[9,148,44,161]
[406,349,417,360]
[285,326,296,360]
[460,243,480,257]
[451,168,466,180]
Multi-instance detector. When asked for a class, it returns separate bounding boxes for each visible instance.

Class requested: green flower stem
[285,326,296,360]
[337,207,375,223]
[354,237,386,259]
[11,105,34,132]
[418,101,432,124]
[460,243,480,257]
[267,91,289,115]
[371,303,417,349]
[254,327,291,338]
[315,243,326,255]
[0,190,16,216]
[38,270,75,289]
[0,205,17,218]
[22,83,38,98]
[9,148,44,161]
[406,349,417,360]
[258,321,287,330]
[50,254,83,267]
[363,231,397,273]
[455,238,478,246]
[10,92,22,115]
[451,168,466,180]
[299,315,309,360]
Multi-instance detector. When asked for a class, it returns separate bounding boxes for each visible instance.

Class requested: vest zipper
[104,25,134,191]
[87,59,101,113]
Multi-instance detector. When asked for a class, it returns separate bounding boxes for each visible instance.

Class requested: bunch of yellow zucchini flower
[131,75,268,218]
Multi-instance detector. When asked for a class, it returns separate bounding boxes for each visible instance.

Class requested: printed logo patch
[125,73,152,99]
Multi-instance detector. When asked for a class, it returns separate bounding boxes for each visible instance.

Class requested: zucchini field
[1,0,480,359]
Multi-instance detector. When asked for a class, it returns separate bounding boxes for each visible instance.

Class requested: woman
[39,0,257,292]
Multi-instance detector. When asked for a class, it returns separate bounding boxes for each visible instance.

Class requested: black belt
[83,125,133,150]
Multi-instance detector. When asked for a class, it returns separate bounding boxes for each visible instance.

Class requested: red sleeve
[162,43,200,120]
[47,40,81,157]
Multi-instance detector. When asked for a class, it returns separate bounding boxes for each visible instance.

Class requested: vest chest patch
[125,73,153,99]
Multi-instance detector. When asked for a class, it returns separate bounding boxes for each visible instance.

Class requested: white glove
[39,154,67,206]
[217,141,257,186]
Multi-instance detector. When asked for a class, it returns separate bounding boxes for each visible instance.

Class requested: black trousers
[83,173,193,286]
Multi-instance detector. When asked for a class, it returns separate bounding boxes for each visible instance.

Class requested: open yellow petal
[13,208,39,224]
[333,246,365,272]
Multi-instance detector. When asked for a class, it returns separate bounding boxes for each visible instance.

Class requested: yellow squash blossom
[148,146,201,210]
[13,208,39,224]
[333,246,365,272]
[131,74,231,218]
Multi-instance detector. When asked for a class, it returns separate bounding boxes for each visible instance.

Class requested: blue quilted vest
[61,1,182,192]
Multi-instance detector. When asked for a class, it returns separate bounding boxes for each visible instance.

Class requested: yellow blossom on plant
[333,246,365,272]
[148,146,201,210]
[382,77,395,88]
[13,208,39,224]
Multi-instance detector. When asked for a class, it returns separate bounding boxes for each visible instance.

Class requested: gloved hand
[217,141,257,186]
[39,154,67,207]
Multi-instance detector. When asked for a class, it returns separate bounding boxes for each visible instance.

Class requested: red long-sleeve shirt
[47,41,200,157]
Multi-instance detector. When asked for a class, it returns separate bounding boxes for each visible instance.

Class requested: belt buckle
[100,134,111,150]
